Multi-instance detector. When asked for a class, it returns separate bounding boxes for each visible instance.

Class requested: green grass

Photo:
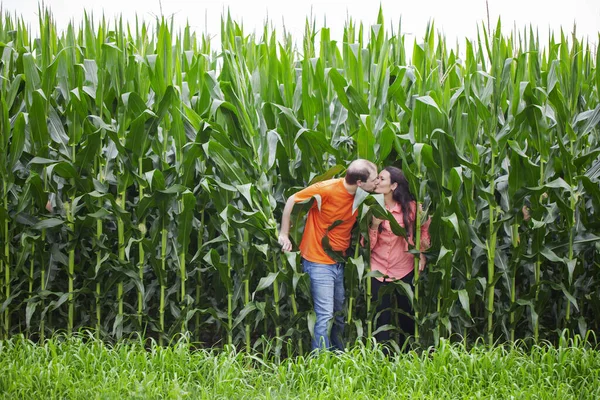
[1,334,599,399]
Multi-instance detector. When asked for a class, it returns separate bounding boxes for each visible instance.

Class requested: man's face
[358,169,379,192]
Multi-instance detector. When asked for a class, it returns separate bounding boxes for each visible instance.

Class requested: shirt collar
[387,202,402,214]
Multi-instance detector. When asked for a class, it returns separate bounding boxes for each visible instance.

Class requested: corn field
[0,7,599,354]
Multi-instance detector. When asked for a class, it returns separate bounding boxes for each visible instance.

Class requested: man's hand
[278,234,293,252]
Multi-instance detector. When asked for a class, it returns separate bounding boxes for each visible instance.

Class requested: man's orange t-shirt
[294,178,357,264]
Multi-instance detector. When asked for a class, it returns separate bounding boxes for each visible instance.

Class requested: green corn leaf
[8,113,25,170]
[177,191,196,254]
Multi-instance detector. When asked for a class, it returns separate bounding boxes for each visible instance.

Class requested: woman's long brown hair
[383,166,415,240]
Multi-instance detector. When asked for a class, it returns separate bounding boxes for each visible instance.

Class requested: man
[278,159,378,351]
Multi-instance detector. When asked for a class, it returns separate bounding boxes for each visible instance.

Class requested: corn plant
[0,6,599,353]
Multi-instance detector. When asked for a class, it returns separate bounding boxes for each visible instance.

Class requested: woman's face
[375,170,397,195]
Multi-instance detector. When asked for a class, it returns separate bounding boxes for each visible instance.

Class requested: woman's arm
[417,203,431,271]
[419,205,431,250]
[368,215,382,249]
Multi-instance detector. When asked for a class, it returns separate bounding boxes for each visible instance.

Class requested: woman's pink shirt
[368,201,431,281]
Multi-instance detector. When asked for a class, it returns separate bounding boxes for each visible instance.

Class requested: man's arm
[278,194,296,252]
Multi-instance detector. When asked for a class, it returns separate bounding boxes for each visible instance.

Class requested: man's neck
[343,179,357,195]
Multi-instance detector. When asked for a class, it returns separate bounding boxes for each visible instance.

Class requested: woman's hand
[418,254,426,272]
[522,205,531,221]
[371,215,383,230]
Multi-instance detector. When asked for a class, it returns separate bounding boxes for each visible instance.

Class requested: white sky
[2,0,599,51]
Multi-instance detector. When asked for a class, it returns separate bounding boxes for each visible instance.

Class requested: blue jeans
[302,258,345,351]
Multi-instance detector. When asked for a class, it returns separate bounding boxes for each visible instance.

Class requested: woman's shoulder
[405,200,418,218]
[398,200,417,212]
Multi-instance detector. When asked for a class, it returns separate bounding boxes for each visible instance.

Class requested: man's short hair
[345,159,376,185]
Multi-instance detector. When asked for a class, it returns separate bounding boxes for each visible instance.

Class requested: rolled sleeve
[420,216,431,250]
[368,227,379,249]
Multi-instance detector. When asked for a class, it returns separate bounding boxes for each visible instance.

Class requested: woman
[367,166,430,350]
